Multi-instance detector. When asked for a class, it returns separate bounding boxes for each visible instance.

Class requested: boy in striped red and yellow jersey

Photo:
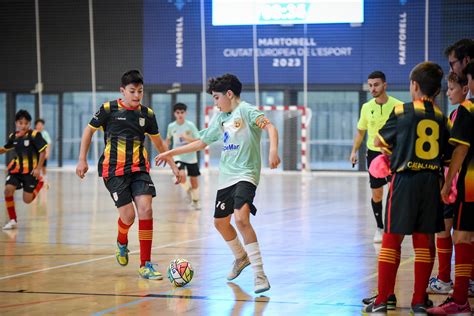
[362,62,451,315]
[76,70,180,280]
[0,110,47,230]
[428,60,474,315]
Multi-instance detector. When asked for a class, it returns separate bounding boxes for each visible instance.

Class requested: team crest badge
[24,140,30,147]
[139,117,145,127]
[234,118,242,129]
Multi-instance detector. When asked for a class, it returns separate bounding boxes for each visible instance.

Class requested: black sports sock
[371,199,384,229]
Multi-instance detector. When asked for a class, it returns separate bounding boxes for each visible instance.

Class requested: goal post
[203,105,312,171]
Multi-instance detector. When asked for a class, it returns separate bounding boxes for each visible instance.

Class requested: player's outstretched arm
[0,147,7,154]
[76,126,96,179]
[149,134,182,184]
[155,139,207,167]
[265,123,281,169]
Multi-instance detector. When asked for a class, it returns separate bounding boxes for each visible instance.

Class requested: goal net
[203,105,312,171]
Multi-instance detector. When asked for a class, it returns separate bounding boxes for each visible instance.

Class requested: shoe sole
[255,284,270,294]
[139,275,163,280]
[226,260,250,281]
[116,258,128,266]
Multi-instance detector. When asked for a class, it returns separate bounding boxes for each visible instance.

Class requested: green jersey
[200,101,265,189]
[40,130,52,144]
[357,96,402,151]
[167,120,199,164]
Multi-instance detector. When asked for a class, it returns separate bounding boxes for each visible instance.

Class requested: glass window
[298,91,359,170]
[62,92,120,165]
[367,91,410,104]
[176,93,198,125]
[16,94,36,122]
[0,93,5,164]
[40,95,59,165]
[151,94,172,139]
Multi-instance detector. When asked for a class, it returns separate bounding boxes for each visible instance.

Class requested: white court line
[0,201,340,281]
[0,236,211,281]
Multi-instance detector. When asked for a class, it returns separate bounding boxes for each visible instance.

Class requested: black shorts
[214,181,257,218]
[175,161,200,177]
[385,171,444,234]
[367,150,390,189]
[103,172,156,208]
[5,173,39,193]
[453,201,474,232]
[443,203,454,219]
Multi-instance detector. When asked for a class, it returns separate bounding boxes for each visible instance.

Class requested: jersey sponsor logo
[406,161,439,171]
[223,143,240,151]
[116,117,126,121]
[24,140,30,147]
[139,117,145,127]
[222,131,240,151]
[223,131,230,144]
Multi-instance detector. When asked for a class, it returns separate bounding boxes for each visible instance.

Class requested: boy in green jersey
[156,74,280,294]
[166,103,201,210]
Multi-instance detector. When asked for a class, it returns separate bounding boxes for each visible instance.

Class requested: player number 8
[415,119,439,160]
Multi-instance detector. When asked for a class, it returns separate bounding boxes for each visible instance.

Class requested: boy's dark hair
[121,69,144,87]
[444,38,474,60]
[15,109,32,122]
[410,62,444,98]
[207,73,242,97]
[447,72,468,86]
[34,118,45,125]
[463,60,474,78]
[368,71,386,82]
[173,103,187,112]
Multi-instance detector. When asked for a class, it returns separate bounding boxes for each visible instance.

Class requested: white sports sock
[180,180,191,192]
[245,241,265,275]
[226,236,246,259]
[190,188,200,202]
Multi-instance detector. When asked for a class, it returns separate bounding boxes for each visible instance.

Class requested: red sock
[31,179,44,200]
[117,218,132,245]
[436,235,453,282]
[389,250,401,295]
[5,196,16,221]
[471,241,474,281]
[412,233,435,305]
[138,219,153,267]
[375,233,402,305]
[452,242,473,304]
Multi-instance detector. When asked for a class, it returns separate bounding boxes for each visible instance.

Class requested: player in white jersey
[156,74,280,294]
[167,103,201,210]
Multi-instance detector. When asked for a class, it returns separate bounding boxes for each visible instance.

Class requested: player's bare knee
[452,230,472,244]
[137,207,152,219]
[214,217,230,231]
[122,213,135,225]
[234,215,250,231]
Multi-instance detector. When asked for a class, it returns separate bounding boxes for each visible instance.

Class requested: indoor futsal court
[1,0,474,315]
[0,169,471,315]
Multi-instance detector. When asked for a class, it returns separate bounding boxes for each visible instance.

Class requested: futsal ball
[167,258,194,287]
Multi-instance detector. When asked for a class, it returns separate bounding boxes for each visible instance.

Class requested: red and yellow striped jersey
[449,98,474,202]
[377,99,450,173]
[88,99,159,178]
[3,130,48,174]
